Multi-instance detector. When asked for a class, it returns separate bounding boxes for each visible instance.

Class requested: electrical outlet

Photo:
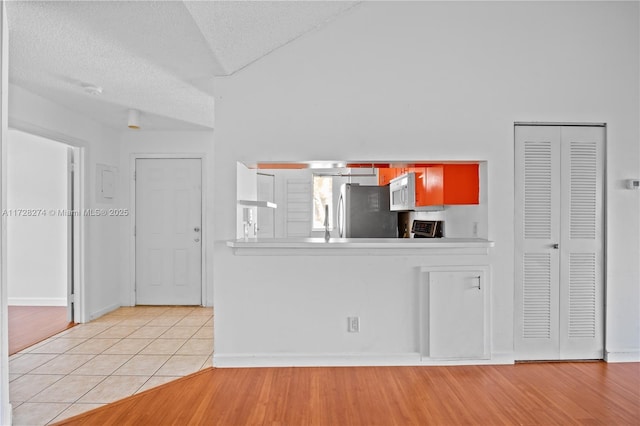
[347,316,360,333]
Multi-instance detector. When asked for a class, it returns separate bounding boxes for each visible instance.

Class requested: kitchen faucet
[324,204,330,242]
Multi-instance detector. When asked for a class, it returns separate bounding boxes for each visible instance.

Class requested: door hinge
[134,171,136,181]
[134,225,136,236]
[69,162,75,173]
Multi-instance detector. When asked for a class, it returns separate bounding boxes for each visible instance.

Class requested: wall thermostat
[626,179,640,190]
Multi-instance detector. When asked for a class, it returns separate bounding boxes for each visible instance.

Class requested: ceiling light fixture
[127,109,141,130]
[81,83,103,95]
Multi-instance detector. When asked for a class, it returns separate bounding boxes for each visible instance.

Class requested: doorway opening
[6,129,82,354]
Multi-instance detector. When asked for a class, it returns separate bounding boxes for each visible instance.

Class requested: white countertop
[227,238,494,255]
[227,237,492,248]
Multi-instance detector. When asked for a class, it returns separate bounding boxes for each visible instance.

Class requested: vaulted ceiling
[6,1,359,131]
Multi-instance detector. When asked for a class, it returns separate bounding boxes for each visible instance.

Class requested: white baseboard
[88,303,121,322]
[8,297,66,306]
[2,402,12,426]
[213,352,515,368]
[476,352,514,365]
[214,353,420,368]
[605,350,640,363]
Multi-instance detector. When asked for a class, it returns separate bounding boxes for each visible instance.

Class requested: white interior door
[136,159,202,305]
[515,125,604,360]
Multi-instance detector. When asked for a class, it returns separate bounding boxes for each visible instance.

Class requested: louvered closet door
[515,126,562,359]
[558,126,604,359]
[515,125,604,361]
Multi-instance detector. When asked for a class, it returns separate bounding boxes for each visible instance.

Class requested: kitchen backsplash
[409,204,486,238]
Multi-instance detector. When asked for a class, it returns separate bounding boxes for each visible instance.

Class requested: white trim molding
[213,353,514,368]
[88,303,121,322]
[8,297,67,306]
[605,350,640,363]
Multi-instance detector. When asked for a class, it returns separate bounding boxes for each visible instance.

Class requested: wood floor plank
[8,305,74,355]
[54,361,639,425]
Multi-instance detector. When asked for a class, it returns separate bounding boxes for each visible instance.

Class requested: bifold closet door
[515,125,604,361]
[558,126,604,359]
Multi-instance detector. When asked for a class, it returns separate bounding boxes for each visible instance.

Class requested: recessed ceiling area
[5,1,359,131]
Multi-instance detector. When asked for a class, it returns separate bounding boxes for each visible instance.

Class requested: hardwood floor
[8,306,74,355]
[55,361,639,425]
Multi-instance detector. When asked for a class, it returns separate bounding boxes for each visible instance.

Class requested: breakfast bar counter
[226,237,494,255]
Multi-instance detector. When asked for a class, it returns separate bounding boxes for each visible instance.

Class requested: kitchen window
[312,175,332,229]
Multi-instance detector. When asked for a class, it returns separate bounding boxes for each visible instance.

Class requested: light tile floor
[9,306,213,425]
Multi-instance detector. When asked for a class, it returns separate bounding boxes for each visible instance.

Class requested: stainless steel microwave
[389,172,416,211]
[389,172,445,211]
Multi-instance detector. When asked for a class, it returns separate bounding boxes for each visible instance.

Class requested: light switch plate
[96,163,117,203]
[101,169,115,198]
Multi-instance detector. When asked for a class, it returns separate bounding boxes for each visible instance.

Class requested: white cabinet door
[285,178,312,237]
[427,268,489,359]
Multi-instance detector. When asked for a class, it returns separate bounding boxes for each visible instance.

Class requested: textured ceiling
[185,1,358,75]
[5,1,358,131]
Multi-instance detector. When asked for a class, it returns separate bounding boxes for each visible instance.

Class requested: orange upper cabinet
[414,166,444,206]
[379,164,479,205]
[414,164,479,206]
[442,164,479,204]
[378,168,399,186]
[379,167,414,185]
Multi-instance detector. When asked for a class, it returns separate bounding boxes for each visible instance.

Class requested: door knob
[552,243,559,249]
[194,227,200,232]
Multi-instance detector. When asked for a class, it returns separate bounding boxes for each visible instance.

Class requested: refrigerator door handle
[338,195,344,238]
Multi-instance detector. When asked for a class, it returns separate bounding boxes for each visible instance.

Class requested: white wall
[213,2,640,362]
[9,84,123,322]
[118,130,215,307]
[7,129,67,305]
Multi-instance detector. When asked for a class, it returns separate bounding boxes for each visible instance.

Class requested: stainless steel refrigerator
[337,183,398,238]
